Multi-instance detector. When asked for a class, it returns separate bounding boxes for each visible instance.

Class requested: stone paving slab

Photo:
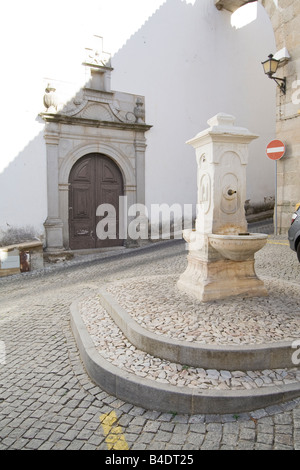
[0,231,300,450]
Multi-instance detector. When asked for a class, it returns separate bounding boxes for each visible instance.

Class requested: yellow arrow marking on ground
[100,411,129,450]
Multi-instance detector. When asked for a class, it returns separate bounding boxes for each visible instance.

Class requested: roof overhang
[215,0,257,13]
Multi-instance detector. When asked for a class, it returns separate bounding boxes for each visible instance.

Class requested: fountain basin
[209,233,268,261]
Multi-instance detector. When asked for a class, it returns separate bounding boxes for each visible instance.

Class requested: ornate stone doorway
[68,153,124,250]
[40,36,151,251]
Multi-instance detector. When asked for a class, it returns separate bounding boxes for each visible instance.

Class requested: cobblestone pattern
[0,235,300,450]
[104,275,300,345]
[80,295,300,390]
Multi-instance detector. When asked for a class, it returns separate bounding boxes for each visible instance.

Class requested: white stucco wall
[111,0,277,216]
[0,0,276,241]
[0,0,169,238]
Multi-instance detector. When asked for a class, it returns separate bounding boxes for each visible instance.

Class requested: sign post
[266,139,286,236]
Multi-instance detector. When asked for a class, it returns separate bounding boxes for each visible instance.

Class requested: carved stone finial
[43,83,59,113]
[134,98,145,123]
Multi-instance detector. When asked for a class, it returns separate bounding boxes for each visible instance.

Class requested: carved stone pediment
[79,102,115,121]
[40,36,152,131]
[41,86,150,130]
[59,95,88,117]
[62,94,137,123]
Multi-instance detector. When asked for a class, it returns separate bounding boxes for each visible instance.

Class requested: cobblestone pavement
[0,231,300,451]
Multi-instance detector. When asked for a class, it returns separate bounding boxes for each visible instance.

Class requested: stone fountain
[177,113,268,302]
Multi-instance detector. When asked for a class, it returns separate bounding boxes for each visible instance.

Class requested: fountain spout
[227,189,237,196]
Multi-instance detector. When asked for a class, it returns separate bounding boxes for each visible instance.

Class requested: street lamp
[262,54,286,94]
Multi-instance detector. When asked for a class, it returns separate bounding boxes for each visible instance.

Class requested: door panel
[69,157,94,249]
[69,154,124,250]
[96,186,121,247]
[73,187,92,217]
[75,158,93,181]
[70,186,94,249]
[102,161,118,182]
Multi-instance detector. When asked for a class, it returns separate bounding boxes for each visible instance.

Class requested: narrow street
[0,235,300,450]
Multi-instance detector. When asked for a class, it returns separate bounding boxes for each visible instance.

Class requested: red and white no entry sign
[266,139,286,160]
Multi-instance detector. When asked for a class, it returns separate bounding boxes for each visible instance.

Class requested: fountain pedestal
[177,114,268,302]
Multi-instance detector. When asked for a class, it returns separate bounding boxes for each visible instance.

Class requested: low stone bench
[0,241,44,277]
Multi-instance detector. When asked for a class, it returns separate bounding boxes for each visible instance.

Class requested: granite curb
[98,288,298,371]
[70,300,300,415]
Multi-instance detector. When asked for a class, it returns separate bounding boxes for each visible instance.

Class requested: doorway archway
[68,153,124,250]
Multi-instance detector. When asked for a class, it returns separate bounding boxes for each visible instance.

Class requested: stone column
[123,185,139,247]
[44,124,64,251]
[134,137,147,206]
[59,183,70,248]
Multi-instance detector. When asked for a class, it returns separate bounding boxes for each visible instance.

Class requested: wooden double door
[69,153,124,250]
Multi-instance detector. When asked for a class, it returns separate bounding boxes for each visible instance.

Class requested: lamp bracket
[269,76,286,94]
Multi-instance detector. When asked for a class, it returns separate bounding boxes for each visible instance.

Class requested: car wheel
[297,242,300,263]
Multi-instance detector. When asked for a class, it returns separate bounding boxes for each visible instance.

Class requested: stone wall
[262,0,300,233]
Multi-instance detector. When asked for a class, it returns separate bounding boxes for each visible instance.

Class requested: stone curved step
[70,298,300,415]
[98,288,298,371]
